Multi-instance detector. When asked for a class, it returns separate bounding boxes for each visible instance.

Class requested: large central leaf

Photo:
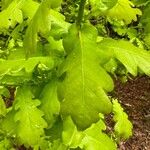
[58,24,114,129]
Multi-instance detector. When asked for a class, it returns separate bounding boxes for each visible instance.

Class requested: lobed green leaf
[112,100,133,140]
[98,39,150,76]
[58,24,114,129]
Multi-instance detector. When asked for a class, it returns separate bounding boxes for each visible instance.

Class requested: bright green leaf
[0,0,24,29]
[50,0,62,9]
[51,139,67,150]
[0,138,15,150]
[58,24,114,129]
[62,116,83,148]
[90,0,118,12]
[21,0,39,20]
[1,109,17,136]
[0,86,10,97]
[49,9,70,40]
[80,115,116,150]
[98,39,150,76]
[40,80,60,128]
[0,57,54,85]
[0,96,7,116]
[107,0,142,24]
[33,138,52,150]
[46,117,63,140]
[24,0,51,56]
[112,99,133,140]
[14,86,47,147]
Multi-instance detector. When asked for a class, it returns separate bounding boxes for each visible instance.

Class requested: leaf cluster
[0,0,150,149]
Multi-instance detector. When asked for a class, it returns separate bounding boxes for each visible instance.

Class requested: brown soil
[113,76,150,150]
[3,87,15,108]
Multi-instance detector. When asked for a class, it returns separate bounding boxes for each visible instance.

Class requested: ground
[114,76,150,150]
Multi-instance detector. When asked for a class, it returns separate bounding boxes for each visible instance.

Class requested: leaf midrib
[79,31,85,106]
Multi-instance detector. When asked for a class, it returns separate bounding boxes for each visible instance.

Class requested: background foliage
[0,0,150,149]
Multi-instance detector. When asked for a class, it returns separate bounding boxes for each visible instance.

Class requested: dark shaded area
[113,76,150,150]
[15,145,32,150]
[2,87,15,107]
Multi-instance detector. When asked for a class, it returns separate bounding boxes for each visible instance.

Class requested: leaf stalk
[76,0,86,29]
